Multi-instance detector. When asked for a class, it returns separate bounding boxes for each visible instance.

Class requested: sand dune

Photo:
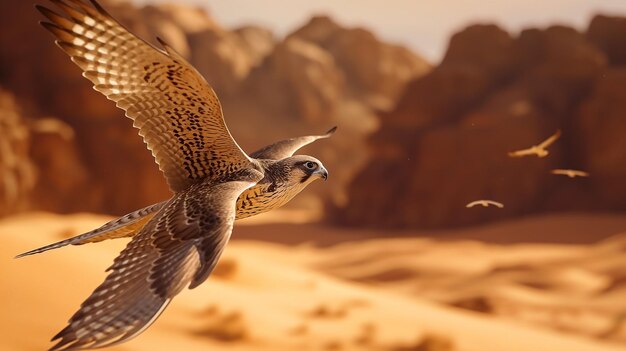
[1,212,625,351]
[296,227,626,344]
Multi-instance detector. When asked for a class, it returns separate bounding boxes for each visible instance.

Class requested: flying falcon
[466,200,504,208]
[17,0,334,350]
[508,130,561,158]
[550,169,590,178]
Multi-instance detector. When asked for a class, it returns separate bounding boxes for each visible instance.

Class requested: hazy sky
[133,0,626,62]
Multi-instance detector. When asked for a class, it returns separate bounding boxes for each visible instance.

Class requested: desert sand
[1,211,625,351]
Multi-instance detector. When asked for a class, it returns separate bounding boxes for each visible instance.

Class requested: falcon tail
[15,201,165,258]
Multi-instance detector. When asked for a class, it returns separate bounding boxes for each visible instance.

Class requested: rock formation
[0,89,35,216]
[336,18,626,229]
[289,16,431,110]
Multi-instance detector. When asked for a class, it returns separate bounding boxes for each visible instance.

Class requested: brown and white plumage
[49,175,261,351]
[466,200,504,208]
[18,1,333,350]
[508,130,561,158]
[236,155,328,219]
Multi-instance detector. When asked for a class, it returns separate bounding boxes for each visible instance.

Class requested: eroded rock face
[290,16,431,110]
[587,15,626,66]
[0,90,91,215]
[574,69,626,208]
[28,119,96,213]
[442,24,517,81]
[340,86,558,228]
[244,38,345,125]
[336,20,623,229]
[0,89,35,216]
[515,26,607,119]
[233,26,276,66]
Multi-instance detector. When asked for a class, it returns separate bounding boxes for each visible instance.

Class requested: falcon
[17,0,334,350]
[507,130,561,158]
[17,127,336,256]
[550,169,590,178]
[465,200,504,208]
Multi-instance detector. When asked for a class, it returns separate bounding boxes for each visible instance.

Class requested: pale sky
[132,0,626,62]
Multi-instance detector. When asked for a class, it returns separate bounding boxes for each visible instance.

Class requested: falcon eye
[304,161,317,170]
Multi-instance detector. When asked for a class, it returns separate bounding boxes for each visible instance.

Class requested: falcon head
[234,155,329,220]
[285,155,328,184]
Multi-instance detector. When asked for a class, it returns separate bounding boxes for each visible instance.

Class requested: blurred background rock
[0,0,624,228]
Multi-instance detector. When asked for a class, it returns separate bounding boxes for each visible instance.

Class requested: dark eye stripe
[300,174,312,183]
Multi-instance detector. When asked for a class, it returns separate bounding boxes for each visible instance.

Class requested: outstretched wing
[550,169,589,178]
[466,200,503,208]
[538,129,561,149]
[49,180,255,351]
[572,170,589,177]
[465,201,481,208]
[250,126,336,160]
[15,201,166,258]
[507,148,534,158]
[550,169,568,176]
[487,200,504,208]
[37,0,255,192]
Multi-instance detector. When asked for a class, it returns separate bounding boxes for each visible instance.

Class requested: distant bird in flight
[466,200,504,209]
[508,130,561,158]
[550,169,590,178]
[17,0,334,350]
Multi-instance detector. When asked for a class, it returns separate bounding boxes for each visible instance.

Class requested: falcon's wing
[466,200,503,208]
[49,180,255,351]
[574,170,590,177]
[37,0,255,192]
[465,201,480,208]
[507,148,534,157]
[550,169,567,176]
[250,127,336,160]
[538,130,561,149]
[551,169,589,177]
[487,201,504,208]
[15,201,165,258]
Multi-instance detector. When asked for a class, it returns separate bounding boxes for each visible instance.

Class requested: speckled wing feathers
[49,180,247,351]
[37,0,255,192]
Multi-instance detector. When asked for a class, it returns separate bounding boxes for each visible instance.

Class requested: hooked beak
[314,167,328,181]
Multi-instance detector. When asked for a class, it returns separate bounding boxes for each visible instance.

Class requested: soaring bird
[508,130,561,158]
[17,0,334,350]
[550,169,590,178]
[17,127,336,256]
[466,200,504,208]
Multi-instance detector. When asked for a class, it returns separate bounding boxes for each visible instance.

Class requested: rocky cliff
[335,17,626,228]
